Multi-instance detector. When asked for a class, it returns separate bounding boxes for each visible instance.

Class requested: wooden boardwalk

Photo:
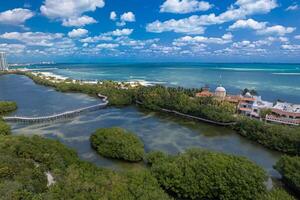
[3,94,108,123]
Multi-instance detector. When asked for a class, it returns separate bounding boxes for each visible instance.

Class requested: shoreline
[30,70,157,87]
[1,71,299,156]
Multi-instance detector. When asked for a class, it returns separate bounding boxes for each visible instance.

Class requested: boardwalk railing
[3,94,108,123]
[136,100,236,126]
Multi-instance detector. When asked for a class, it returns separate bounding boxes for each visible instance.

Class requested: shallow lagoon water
[0,74,281,178]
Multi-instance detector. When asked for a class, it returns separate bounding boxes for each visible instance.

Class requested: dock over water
[3,94,108,123]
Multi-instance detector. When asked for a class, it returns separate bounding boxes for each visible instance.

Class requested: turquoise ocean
[23,63,300,103]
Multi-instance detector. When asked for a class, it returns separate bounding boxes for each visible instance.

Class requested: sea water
[22,63,300,103]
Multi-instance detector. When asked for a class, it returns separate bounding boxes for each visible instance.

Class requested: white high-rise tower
[0,52,8,71]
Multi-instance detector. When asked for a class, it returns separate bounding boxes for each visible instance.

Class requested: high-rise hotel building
[0,52,8,71]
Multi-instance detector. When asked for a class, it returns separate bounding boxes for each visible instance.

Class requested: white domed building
[214,86,226,99]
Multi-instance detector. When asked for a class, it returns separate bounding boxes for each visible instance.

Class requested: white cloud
[0,8,34,25]
[120,12,135,22]
[0,32,64,47]
[229,19,295,36]
[229,19,266,30]
[160,0,212,14]
[107,29,133,36]
[41,0,104,19]
[281,44,300,50]
[295,35,300,40]
[96,43,119,49]
[286,4,298,11]
[80,36,112,43]
[40,0,104,26]
[68,28,88,38]
[147,17,206,34]
[110,11,117,21]
[147,0,277,34]
[116,12,136,26]
[257,25,295,36]
[62,15,97,27]
[0,43,26,54]
[80,29,133,43]
[173,33,233,46]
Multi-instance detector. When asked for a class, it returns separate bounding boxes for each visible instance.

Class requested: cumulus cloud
[0,43,26,54]
[257,25,295,36]
[0,8,34,25]
[40,0,104,18]
[160,0,212,14]
[281,44,300,50]
[229,19,295,36]
[62,15,97,27]
[96,43,119,49]
[120,12,135,22]
[80,36,112,43]
[286,4,298,11]
[110,11,117,21]
[147,17,206,34]
[229,19,266,30]
[40,0,104,26]
[173,33,233,46]
[147,0,277,34]
[68,28,88,38]
[80,28,133,43]
[107,28,133,36]
[116,12,135,26]
[0,32,64,47]
[295,35,300,40]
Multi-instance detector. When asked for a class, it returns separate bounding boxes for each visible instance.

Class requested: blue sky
[0,0,300,63]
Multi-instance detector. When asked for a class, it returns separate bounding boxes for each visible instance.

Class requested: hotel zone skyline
[0,0,300,63]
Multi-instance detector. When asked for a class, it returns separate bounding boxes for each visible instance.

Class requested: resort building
[237,93,273,118]
[237,93,256,116]
[196,86,274,118]
[266,102,300,126]
[0,52,8,71]
[196,85,299,125]
[251,96,274,118]
[195,86,213,97]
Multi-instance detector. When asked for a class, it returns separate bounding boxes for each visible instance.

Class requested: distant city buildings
[196,85,300,126]
[0,52,8,71]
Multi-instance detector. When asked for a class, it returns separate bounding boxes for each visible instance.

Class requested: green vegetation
[259,108,273,119]
[0,101,15,136]
[136,85,236,123]
[275,155,300,194]
[234,118,300,155]
[0,120,11,135]
[258,188,296,200]
[90,127,145,162]
[0,135,170,199]
[24,72,136,106]
[146,148,267,200]
[0,101,17,115]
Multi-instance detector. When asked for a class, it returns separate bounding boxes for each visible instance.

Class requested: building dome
[215,86,226,93]
[215,86,226,99]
